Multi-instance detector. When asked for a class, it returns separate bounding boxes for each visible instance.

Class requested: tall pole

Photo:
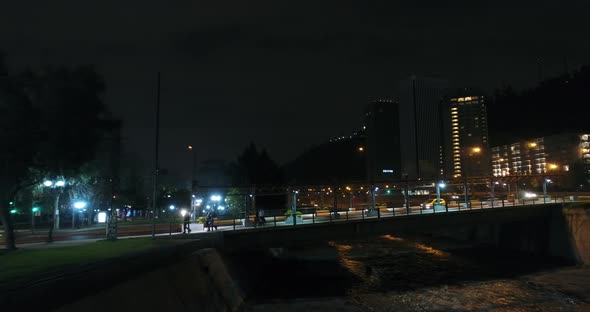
[412,76,420,179]
[189,146,197,221]
[152,72,161,239]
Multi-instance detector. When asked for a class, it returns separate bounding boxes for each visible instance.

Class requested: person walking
[205,211,212,231]
[183,212,191,234]
[259,208,266,225]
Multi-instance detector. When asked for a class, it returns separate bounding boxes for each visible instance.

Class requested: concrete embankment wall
[55,248,244,312]
[427,205,590,265]
[563,206,590,264]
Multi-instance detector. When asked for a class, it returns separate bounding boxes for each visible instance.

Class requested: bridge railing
[198,194,590,230]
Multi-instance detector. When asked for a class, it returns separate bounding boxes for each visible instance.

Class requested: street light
[463,147,481,208]
[72,200,87,229]
[436,182,446,208]
[43,179,66,230]
[543,178,552,200]
[210,194,222,213]
[73,201,87,209]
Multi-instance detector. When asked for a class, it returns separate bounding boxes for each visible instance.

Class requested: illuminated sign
[98,212,107,223]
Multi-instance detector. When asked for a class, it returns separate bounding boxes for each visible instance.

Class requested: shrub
[284,209,303,217]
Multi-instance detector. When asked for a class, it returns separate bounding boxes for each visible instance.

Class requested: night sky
[2,1,589,183]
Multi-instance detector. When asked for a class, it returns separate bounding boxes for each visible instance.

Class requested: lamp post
[543,178,552,199]
[210,195,221,214]
[43,179,66,230]
[188,145,197,221]
[436,182,445,207]
[463,147,481,208]
[31,206,40,234]
[72,201,87,229]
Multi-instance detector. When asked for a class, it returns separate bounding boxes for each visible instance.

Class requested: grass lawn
[0,238,176,284]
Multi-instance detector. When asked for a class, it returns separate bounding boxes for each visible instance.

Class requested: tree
[224,188,247,218]
[229,142,283,186]
[0,61,116,250]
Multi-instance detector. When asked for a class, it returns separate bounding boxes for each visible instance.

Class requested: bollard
[312,211,315,224]
[233,218,236,231]
[274,215,277,227]
[502,199,505,207]
[346,210,349,221]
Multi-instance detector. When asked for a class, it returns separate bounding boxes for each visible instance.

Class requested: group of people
[182,210,218,233]
[183,209,272,233]
[204,210,217,231]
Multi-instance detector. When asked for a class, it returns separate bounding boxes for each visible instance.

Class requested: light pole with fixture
[543,178,552,201]
[43,179,66,231]
[463,147,481,208]
[72,200,87,229]
[188,145,198,221]
[436,182,446,210]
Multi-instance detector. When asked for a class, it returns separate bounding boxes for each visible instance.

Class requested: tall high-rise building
[443,90,490,178]
[365,99,401,181]
[396,76,449,180]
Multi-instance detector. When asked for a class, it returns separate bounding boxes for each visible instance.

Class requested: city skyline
[2,0,590,184]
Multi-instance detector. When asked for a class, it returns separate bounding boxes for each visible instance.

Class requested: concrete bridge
[207,202,588,264]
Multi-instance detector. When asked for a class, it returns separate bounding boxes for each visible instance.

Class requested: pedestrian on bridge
[183,212,191,234]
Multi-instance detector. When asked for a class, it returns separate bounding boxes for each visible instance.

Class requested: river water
[227,234,589,311]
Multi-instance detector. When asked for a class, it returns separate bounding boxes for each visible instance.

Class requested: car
[420,198,446,209]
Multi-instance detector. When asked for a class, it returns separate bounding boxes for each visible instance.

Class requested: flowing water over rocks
[227,234,590,311]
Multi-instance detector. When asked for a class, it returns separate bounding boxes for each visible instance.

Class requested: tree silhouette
[0,62,116,250]
[229,142,283,186]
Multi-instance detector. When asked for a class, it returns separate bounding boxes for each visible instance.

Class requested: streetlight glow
[73,201,87,209]
[43,181,53,187]
[169,205,175,210]
[55,180,66,187]
[438,182,446,188]
[472,147,481,153]
[210,195,222,201]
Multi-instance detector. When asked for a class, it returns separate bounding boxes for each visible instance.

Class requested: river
[226,234,589,311]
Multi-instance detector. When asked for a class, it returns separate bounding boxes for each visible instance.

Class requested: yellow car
[420,198,446,209]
